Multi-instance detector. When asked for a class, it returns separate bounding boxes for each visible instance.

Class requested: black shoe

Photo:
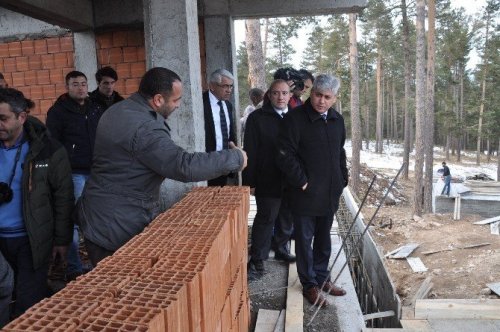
[250,259,264,272]
[274,250,296,263]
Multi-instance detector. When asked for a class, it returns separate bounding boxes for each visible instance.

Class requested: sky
[233,0,487,69]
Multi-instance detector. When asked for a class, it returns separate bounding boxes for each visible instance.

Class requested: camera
[273,67,306,91]
[0,182,13,205]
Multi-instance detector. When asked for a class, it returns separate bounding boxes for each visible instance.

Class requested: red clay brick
[49,68,64,84]
[89,303,164,332]
[26,298,98,325]
[53,52,68,68]
[21,40,34,55]
[34,39,47,54]
[28,54,42,70]
[42,84,56,99]
[137,46,146,61]
[46,37,61,53]
[17,85,30,97]
[115,63,130,79]
[8,41,22,57]
[41,54,55,69]
[15,56,29,72]
[3,311,78,331]
[77,317,149,332]
[66,52,74,67]
[40,99,54,113]
[37,70,50,85]
[96,32,113,49]
[55,83,66,96]
[24,70,37,85]
[123,46,138,63]
[127,30,144,46]
[112,31,128,47]
[124,78,140,95]
[3,58,16,73]
[0,44,9,57]
[52,285,116,303]
[108,47,123,64]
[130,62,146,78]
[97,48,109,64]
[30,86,43,100]
[114,80,125,95]
[11,72,25,87]
[59,36,74,52]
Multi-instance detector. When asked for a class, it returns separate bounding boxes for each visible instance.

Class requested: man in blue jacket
[277,74,348,307]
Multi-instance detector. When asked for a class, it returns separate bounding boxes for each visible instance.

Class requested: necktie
[321,113,327,121]
[218,101,229,149]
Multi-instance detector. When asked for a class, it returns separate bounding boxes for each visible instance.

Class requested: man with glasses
[203,69,237,186]
[89,66,124,112]
[0,88,73,318]
[46,71,102,278]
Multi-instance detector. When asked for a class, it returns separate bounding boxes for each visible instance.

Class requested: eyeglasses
[217,83,234,90]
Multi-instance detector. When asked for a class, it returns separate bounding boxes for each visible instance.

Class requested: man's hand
[229,141,248,170]
[302,182,308,191]
[52,245,68,267]
[250,188,255,196]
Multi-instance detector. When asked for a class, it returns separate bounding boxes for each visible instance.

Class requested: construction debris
[491,221,499,235]
[406,257,428,273]
[473,215,500,225]
[415,299,500,320]
[386,243,420,259]
[486,282,500,297]
[412,277,434,303]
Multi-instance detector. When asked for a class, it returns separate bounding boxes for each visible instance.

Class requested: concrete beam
[93,0,144,29]
[0,0,93,30]
[203,0,367,18]
[73,31,98,91]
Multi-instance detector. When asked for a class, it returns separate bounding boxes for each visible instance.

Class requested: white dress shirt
[209,90,230,151]
[273,106,288,118]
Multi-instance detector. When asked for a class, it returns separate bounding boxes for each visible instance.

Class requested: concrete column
[203,15,241,144]
[73,30,98,91]
[143,0,205,209]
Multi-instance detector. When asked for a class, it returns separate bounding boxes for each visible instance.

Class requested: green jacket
[22,117,74,270]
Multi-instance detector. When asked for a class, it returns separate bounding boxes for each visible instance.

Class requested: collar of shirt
[273,107,288,117]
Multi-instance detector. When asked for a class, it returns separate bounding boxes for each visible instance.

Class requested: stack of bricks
[3,186,250,332]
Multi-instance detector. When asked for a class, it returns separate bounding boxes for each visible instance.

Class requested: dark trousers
[0,236,48,317]
[250,196,281,261]
[272,198,294,254]
[0,251,13,328]
[84,238,114,267]
[293,214,334,290]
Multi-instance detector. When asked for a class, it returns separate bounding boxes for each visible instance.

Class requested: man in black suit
[203,69,237,186]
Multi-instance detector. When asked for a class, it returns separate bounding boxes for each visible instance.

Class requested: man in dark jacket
[89,66,124,112]
[243,79,296,277]
[77,67,247,266]
[277,74,348,307]
[46,71,101,277]
[203,69,237,186]
[0,88,73,316]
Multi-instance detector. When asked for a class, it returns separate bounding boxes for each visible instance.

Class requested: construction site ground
[358,167,500,308]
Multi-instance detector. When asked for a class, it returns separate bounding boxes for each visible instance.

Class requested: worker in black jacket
[276,74,348,307]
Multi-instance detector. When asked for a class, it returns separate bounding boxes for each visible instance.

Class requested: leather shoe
[274,250,296,263]
[322,281,346,296]
[250,259,264,272]
[303,287,329,307]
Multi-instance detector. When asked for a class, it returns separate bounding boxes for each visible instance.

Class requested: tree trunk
[401,0,411,179]
[245,19,266,90]
[424,0,436,213]
[349,13,362,195]
[497,138,500,181]
[477,10,490,165]
[376,51,384,154]
[365,80,370,150]
[413,0,426,217]
[263,18,269,60]
[392,81,398,141]
[457,67,464,162]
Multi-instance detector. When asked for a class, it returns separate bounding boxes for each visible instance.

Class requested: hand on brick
[229,141,247,170]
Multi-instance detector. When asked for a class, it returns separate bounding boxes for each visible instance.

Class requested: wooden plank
[273,310,285,332]
[255,309,280,332]
[400,319,431,331]
[363,310,395,320]
[415,299,500,320]
[491,221,499,235]
[285,241,303,332]
[388,243,420,259]
[422,247,453,255]
[486,282,500,296]
[462,242,490,249]
[412,276,433,303]
[473,215,500,225]
[406,257,428,273]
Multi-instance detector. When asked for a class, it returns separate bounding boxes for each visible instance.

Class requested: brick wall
[95,29,146,98]
[0,34,75,122]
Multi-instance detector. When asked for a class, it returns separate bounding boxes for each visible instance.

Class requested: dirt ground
[359,170,500,306]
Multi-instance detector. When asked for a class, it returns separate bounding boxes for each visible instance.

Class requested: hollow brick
[112,31,128,47]
[3,311,78,331]
[3,58,16,73]
[8,42,22,57]
[59,36,74,52]
[26,298,98,325]
[46,38,61,53]
[88,303,164,332]
[41,54,55,69]
[11,72,25,87]
[76,316,148,332]
[33,39,47,54]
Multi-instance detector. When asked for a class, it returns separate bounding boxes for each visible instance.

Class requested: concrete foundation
[435,194,500,218]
